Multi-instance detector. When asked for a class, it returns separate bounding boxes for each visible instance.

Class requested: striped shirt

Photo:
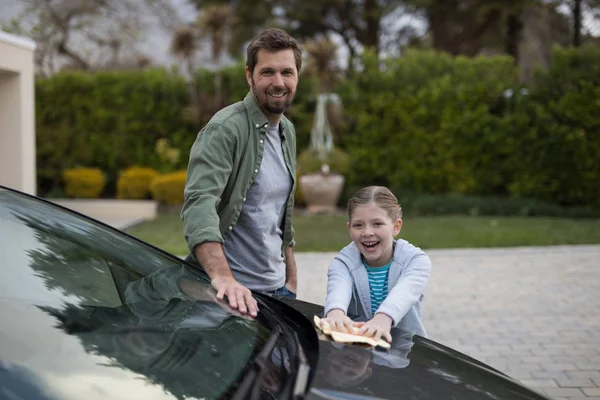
[363,259,392,314]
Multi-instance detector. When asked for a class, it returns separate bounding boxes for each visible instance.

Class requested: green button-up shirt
[182,92,297,263]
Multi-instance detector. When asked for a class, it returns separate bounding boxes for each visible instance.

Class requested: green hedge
[337,49,518,195]
[36,65,318,197]
[35,46,600,209]
[504,46,600,208]
[336,46,600,208]
[36,68,193,196]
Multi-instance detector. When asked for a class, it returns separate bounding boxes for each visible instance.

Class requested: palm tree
[197,4,232,109]
[170,26,201,123]
[304,36,343,158]
[304,36,341,94]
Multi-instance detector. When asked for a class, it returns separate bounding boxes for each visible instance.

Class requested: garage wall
[0,31,36,195]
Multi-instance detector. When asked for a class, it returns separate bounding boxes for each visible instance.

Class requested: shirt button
[260,139,264,144]
[255,124,259,128]
[254,169,258,173]
[243,198,246,202]
[228,226,233,230]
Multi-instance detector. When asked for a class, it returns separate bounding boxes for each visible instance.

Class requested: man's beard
[251,80,294,116]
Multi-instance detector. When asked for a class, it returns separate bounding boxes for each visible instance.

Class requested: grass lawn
[125,211,600,255]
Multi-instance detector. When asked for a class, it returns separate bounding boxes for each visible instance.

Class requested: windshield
[0,188,291,400]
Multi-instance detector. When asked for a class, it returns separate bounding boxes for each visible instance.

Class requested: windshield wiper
[232,328,282,400]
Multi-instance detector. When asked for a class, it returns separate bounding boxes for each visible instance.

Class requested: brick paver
[296,245,600,400]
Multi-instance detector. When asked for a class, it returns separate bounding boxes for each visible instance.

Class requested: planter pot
[299,173,344,214]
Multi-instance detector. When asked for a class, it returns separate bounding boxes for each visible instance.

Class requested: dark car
[0,186,550,400]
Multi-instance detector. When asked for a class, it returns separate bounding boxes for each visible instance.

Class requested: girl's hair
[347,186,403,221]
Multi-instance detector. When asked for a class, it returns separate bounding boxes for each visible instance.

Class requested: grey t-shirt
[223,122,292,291]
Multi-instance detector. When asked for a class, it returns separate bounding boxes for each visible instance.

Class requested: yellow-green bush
[150,170,187,205]
[117,167,160,200]
[63,168,106,198]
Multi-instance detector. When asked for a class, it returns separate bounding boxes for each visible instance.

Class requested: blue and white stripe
[364,261,391,314]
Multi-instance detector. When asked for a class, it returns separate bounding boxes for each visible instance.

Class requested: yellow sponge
[314,315,391,349]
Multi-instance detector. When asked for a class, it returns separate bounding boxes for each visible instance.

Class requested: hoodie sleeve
[323,257,354,317]
[377,252,432,326]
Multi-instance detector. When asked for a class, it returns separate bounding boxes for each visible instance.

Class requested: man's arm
[195,242,258,317]
[284,246,297,293]
[183,122,257,317]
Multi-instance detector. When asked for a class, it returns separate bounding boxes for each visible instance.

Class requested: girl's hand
[322,309,355,333]
[358,313,393,343]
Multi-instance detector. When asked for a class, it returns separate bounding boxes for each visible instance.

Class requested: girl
[321,186,431,342]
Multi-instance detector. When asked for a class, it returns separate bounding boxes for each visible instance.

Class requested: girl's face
[347,202,402,267]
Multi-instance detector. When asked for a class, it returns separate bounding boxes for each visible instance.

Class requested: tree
[2,0,179,76]
[197,4,233,108]
[170,25,201,122]
[409,0,528,57]
[188,0,277,59]
[188,0,416,70]
[281,0,412,70]
[562,0,600,46]
[304,36,342,93]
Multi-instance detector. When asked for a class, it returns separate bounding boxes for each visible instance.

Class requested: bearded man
[182,28,302,317]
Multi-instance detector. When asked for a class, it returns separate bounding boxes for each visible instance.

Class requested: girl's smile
[348,203,402,267]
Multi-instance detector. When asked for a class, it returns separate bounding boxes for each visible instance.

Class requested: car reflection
[322,330,414,388]
[36,266,287,400]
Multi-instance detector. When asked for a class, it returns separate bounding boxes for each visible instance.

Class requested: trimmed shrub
[150,171,187,205]
[63,168,106,198]
[35,65,319,198]
[35,68,193,197]
[505,45,600,208]
[117,167,160,200]
[337,49,517,195]
[334,46,600,208]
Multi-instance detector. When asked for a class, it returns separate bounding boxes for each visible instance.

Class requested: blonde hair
[347,186,402,221]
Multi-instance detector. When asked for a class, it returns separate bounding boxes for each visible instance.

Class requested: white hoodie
[324,239,432,337]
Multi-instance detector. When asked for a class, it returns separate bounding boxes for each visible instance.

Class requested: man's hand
[322,309,355,333]
[211,275,258,317]
[195,242,259,317]
[179,279,254,320]
[358,313,393,343]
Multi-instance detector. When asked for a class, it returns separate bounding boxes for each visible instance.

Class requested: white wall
[0,31,36,195]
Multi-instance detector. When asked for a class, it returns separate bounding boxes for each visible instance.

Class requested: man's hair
[246,28,302,75]
[347,186,403,221]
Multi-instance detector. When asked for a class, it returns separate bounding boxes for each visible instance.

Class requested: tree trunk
[506,13,524,64]
[429,1,452,53]
[362,0,381,53]
[573,0,582,47]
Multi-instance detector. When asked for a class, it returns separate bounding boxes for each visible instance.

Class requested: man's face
[246,48,298,121]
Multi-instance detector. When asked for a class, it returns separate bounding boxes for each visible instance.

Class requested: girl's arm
[377,253,432,326]
[323,258,354,332]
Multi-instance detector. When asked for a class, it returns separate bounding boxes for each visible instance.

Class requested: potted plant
[298,36,349,214]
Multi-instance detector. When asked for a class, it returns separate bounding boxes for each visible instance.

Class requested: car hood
[0,294,548,400]
[0,299,178,400]
[280,298,549,400]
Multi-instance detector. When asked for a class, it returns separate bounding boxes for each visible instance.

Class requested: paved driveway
[296,245,600,400]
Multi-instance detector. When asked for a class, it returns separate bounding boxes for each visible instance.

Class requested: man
[182,28,302,317]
